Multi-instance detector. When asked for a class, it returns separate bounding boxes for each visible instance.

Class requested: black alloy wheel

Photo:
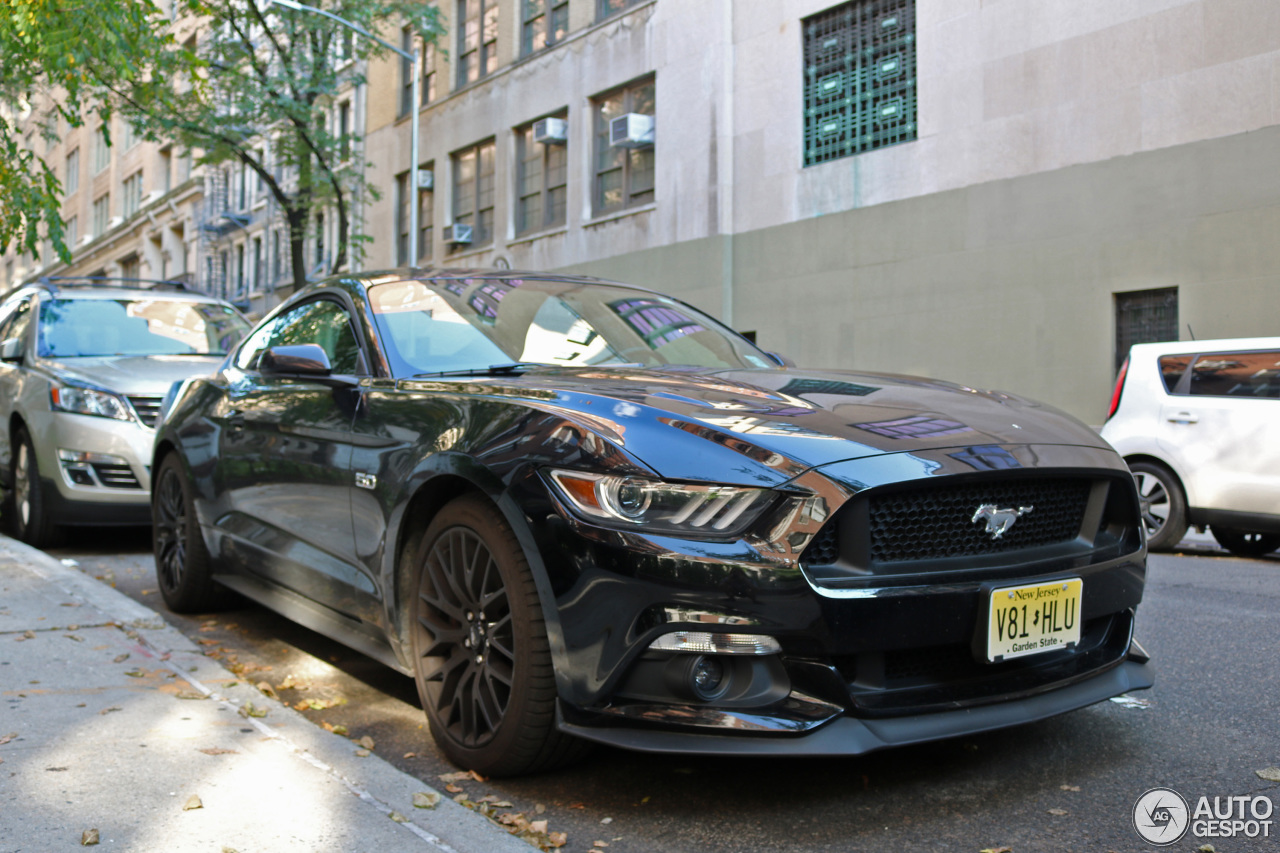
[1129,461,1187,552]
[152,454,235,613]
[410,494,586,776]
[1211,527,1280,559]
[9,428,60,547]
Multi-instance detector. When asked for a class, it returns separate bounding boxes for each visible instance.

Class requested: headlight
[546,469,772,537]
[50,384,133,421]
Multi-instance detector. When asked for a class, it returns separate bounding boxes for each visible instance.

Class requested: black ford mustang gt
[152,270,1152,776]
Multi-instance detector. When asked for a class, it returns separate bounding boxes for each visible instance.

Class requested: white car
[1101,336,1280,557]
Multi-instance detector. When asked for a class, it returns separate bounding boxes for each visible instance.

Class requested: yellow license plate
[986,578,1082,662]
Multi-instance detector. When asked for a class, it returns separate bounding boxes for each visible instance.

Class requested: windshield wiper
[413,362,548,378]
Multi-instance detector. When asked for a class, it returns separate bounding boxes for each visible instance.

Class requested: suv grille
[92,463,142,489]
[869,477,1092,563]
[128,395,164,428]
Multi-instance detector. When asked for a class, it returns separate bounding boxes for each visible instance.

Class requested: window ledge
[583,202,656,229]
[508,224,568,247]
[444,243,496,262]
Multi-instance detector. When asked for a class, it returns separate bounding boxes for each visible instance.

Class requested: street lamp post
[264,0,420,268]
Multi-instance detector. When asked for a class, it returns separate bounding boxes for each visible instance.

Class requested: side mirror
[0,338,23,364]
[259,344,332,377]
[766,351,794,367]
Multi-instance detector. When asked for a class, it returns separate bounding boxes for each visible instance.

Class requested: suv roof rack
[36,276,189,295]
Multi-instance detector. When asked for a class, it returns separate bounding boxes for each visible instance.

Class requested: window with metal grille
[1114,288,1178,372]
[802,0,917,167]
[523,0,569,55]
[452,139,496,250]
[516,116,568,235]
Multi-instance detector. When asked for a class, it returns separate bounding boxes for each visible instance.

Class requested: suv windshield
[368,277,773,377]
[38,297,249,358]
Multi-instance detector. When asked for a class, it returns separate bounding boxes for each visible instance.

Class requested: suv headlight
[50,383,133,421]
[546,469,773,538]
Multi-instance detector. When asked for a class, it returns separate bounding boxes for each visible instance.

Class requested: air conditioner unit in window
[416,170,434,190]
[609,113,654,148]
[108,216,123,229]
[444,223,473,245]
[533,117,568,145]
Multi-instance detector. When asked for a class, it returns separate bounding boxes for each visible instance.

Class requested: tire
[1129,461,1187,552]
[152,453,235,613]
[409,494,588,777]
[1211,527,1280,559]
[9,428,61,548]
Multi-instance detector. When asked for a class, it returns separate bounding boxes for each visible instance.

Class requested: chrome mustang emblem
[972,504,1034,539]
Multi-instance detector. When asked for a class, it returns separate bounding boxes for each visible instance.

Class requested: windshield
[367,277,773,377]
[38,297,250,358]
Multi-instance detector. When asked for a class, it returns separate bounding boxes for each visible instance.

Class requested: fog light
[666,654,732,702]
[691,656,725,698]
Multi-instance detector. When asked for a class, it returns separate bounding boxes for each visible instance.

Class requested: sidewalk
[0,535,531,853]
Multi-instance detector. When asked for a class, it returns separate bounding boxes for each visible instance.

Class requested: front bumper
[559,656,1153,756]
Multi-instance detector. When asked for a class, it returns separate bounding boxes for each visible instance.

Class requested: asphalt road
[42,528,1280,853]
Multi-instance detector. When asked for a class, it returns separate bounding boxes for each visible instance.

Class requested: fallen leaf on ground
[404,752,418,759]
[979,848,1011,853]
[1060,784,1081,792]
[477,795,513,807]
[198,747,237,755]
[445,784,464,793]
[530,820,548,834]
[356,735,375,750]
[238,703,267,718]
[64,634,84,642]
[1198,846,1217,853]
[255,681,278,700]
[355,749,371,757]
[413,792,441,809]
[0,733,17,745]
[601,817,613,825]
[535,803,546,814]
[390,811,407,823]
[81,828,99,846]
[321,722,349,735]
[99,707,121,716]
[182,795,203,811]
[294,697,347,711]
[113,653,130,663]
[1257,767,1280,782]
[439,771,473,783]
[123,670,145,678]
[196,639,220,646]
[278,675,306,690]
[546,832,567,848]
[593,842,609,848]
[567,802,585,809]
[175,691,206,700]
[468,769,487,782]
[1048,808,1068,815]
[20,630,35,640]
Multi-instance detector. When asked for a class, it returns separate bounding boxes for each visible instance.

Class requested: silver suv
[0,279,250,546]
[1101,336,1280,557]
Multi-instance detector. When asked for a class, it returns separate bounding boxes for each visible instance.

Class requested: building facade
[6,0,1280,423]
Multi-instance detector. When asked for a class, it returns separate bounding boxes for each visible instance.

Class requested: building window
[451,139,495,249]
[315,213,325,267]
[66,216,78,247]
[271,229,283,282]
[65,148,80,195]
[457,0,498,87]
[92,125,111,174]
[400,26,414,116]
[122,172,144,218]
[516,116,567,235]
[422,40,438,105]
[236,162,248,210]
[337,101,351,162]
[523,0,569,55]
[598,0,644,19]
[593,78,654,215]
[395,171,411,265]
[121,119,139,151]
[92,195,110,237]
[1115,288,1178,372]
[418,161,434,262]
[802,0,917,167]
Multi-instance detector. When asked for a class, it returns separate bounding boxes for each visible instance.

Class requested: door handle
[1166,411,1199,424]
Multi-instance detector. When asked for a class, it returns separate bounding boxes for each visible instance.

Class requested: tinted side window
[1188,351,1280,399]
[262,300,361,374]
[1158,355,1192,393]
[0,299,35,350]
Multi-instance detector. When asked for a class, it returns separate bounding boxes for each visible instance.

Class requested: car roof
[5,279,234,306]
[1129,336,1280,357]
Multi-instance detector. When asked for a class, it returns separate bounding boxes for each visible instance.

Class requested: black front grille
[869,477,1092,563]
[128,395,164,428]
[92,463,142,489]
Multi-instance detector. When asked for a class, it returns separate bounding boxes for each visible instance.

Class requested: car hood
[421,365,1113,486]
[43,355,225,396]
